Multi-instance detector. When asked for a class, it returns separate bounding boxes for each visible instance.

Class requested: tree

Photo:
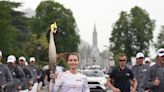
[10,3,30,53]
[0,1,30,60]
[23,33,49,63]
[110,6,155,61]
[29,1,80,53]
[27,1,80,64]
[156,26,164,48]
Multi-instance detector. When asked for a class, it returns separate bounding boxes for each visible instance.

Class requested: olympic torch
[49,22,57,74]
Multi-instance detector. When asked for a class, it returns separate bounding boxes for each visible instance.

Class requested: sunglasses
[119,60,126,62]
[159,51,164,53]
[160,55,164,57]
[19,60,24,62]
[138,57,144,59]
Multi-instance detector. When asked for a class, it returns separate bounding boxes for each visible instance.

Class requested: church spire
[93,24,97,48]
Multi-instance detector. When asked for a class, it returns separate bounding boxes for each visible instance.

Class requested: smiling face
[67,54,79,69]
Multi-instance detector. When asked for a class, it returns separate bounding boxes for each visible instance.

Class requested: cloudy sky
[12,0,164,58]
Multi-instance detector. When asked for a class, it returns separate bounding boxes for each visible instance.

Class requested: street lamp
[103,45,110,51]
[36,43,42,61]
[37,43,42,50]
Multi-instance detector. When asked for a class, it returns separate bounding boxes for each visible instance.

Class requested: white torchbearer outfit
[50,71,90,92]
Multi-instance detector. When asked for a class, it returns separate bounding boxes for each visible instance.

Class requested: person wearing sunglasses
[105,53,137,92]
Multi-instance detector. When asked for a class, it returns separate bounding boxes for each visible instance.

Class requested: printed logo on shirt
[126,73,130,76]
[76,78,85,82]
[33,69,36,72]
[12,72,16,75]
[142,69,147,72]
[76,79,81,81]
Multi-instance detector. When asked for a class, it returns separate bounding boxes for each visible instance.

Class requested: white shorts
[29,82,38,92]
[49,80,55,92]
[19,89,28,92]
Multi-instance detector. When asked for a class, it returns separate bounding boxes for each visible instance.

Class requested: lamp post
[103,45,115,73]
[36,43,42,61]
[103,45,110,67]
[91,51,96,65]
[103,45,110,51]
[37,43,42,50]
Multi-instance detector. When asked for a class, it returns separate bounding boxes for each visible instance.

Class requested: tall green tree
[110,6,155,61]
[0,1,15,56]
[10,3,30,53]
[29,0,80,53]
[0,1,30,57]
[23,33,49,63]
[156,26,164,48]
[28,0,80,62]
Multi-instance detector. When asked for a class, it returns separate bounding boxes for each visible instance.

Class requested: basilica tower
[91,24,99,65]
[93,24,97,48]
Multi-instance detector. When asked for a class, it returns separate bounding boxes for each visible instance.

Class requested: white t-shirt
[54,71,90,92]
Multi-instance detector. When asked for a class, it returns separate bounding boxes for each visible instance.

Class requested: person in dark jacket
[144,48,164,92]
[0,51,13,92]
[28,57,42,92]
[6,55,26,92]
[18,56,34,92]
[131,52,149,92]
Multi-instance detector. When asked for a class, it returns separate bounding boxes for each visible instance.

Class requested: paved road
[42,86,47,92]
